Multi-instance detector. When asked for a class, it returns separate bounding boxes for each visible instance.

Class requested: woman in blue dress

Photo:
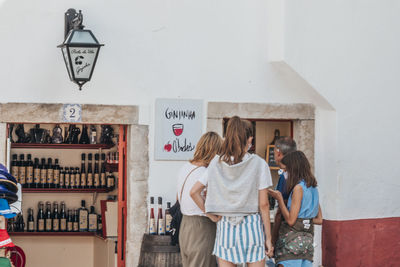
[268,151,322,267]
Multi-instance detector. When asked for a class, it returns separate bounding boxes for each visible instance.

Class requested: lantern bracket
[64,8,84,38]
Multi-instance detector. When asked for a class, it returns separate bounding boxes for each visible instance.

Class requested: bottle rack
[21,188,114,193]
[11,143,114,149]
[9,232,96,237]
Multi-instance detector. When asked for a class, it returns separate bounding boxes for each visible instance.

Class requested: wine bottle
[97,214,103,235]
[27,208,35,232]
[33,158,40,188]
[52,202,60,232]
[79,125,90,144]
[87,154,93,188]
[70,166,75,189]
[100,153,106,188]
[40,158,47,188]
[64,167,70,189]
[270,129,281,145]
[53,159,60,188]
[149,197,156,235]
[73,210,79,232]
[26,154,34,188]
[11,154,18,182]
[45,201,52,232]
[94,154,100,188]
[60,202,67,232]
[88,206,98,232]
[157,197,165,235]
[80,154,87,188]
[78,200,88,232]
[47,158,54,188]
[165,202,172,235]
[59,167,65,189]
[107,172,115,190]
[75,167,81,188]
[67,209,73,232]
[90,125,97,144]
[18,154,26,187]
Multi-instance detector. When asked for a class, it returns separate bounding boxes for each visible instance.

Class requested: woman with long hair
[177,131,223,267]
[191,116,274,267]
[268,151,322,267]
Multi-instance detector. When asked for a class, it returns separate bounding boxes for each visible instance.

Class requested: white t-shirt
[198,153,272,190]
[176,162,206,216]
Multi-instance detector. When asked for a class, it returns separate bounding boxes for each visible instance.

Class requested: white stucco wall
[284,1,400,220]
[0,0,333,205]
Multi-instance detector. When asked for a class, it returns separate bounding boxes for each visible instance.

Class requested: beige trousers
[179,215,217,267]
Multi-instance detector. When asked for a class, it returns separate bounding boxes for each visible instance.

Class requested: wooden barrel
[138,234,182,267]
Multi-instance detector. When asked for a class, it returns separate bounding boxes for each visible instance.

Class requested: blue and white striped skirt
[212,213,265,264]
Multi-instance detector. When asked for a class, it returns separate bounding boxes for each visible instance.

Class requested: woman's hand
[265,239,274,257]
[267,189,282,201]
[206,213,221,223]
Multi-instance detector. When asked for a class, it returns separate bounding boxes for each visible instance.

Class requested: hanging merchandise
[0,199,16,219]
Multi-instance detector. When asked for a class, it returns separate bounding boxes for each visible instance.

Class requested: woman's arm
[190,181,220,222]
[268,185,303,226]
[313,205,323,225]
[190,181,206,212]
[259,189,274,257]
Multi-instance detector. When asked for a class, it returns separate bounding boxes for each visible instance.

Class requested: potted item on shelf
[51,125,63,144]
[15,125,30,144]
[100,125,114,145]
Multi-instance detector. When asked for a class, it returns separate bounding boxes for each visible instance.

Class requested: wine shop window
[6,123,122,267]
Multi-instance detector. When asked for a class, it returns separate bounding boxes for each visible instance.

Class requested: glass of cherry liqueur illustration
[172,124,183,136]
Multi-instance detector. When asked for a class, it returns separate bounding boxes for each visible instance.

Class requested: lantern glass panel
[62,47,73,80]
[70,31,97,44]
[68,47,98,80]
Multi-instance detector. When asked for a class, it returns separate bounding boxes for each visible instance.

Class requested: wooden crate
[138,234,182,267]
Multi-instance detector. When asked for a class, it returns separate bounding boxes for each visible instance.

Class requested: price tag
[62,104,82,123]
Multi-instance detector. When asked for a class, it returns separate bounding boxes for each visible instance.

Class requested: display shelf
[9,231,99,237]
[11,143,114,149]
[22,188,113,193]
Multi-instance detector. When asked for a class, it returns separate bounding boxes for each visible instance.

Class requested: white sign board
[62,104,82,123]
[155,99,203,160]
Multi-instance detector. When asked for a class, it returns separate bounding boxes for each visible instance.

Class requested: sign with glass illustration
[155,99,203,160]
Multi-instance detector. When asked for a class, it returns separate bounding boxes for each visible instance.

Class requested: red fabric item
[0,229,14,248]
[8,246,26,267]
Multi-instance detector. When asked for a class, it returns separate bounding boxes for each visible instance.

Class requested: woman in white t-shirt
[191,117,274,267]
[177,131,222,267]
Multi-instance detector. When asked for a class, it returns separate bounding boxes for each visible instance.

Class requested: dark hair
[281,151,317,195]
[220,116,249,165]
[275,137,297,155]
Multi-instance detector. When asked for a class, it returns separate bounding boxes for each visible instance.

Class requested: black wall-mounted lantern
[57,9,104,90]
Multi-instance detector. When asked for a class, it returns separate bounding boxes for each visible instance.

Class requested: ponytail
[220,116,249,165]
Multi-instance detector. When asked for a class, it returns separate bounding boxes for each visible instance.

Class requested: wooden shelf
[22,188,113,193]
[11,143,114,150]
[9,231,101,237]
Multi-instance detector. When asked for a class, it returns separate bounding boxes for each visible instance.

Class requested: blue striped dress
[212,213,265,264]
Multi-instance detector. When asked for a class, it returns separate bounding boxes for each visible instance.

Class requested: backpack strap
[179,166,201,203]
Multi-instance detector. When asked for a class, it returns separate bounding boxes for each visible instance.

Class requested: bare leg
[247,259,265,267]
[217,257,236,267]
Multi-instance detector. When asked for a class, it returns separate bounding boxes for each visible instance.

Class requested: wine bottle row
[11,153,116,190]
[8,200,102,234]
[149,197,172,236]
